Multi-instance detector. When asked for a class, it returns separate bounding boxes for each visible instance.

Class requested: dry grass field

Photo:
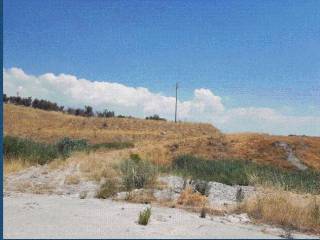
[4,103,320,169]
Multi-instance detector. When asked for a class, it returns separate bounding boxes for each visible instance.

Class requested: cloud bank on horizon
[4,67,320,136]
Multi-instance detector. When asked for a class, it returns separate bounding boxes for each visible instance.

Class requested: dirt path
[5,193,317,239]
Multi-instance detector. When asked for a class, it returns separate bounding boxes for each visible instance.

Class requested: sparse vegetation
[172,155,320,194]
[120,154,157,191]
[138,207,152,225]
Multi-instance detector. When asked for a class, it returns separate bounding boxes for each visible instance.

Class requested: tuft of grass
[172,155,320,194]
[95,178,119,199]
[138,207,152,225]
[120,154,157,191]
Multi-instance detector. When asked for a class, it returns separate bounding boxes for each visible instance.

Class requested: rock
[206,182,255,207]
[158,176,184,193]
[154,189,180,202]
[191,180,209,196]
[273,141,308,170]
[114,192,129,201]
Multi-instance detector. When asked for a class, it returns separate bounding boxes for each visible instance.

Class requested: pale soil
[5,193,318,239]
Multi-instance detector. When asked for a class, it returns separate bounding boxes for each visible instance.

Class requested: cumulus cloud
[3,67,320,136]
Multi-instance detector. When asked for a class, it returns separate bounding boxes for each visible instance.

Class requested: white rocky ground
[4,162,319,239]
[5,193,318,239]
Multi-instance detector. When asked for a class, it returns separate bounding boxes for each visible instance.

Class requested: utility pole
[175,82,178,123]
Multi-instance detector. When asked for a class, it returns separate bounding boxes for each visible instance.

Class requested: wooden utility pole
[175,82,178,123]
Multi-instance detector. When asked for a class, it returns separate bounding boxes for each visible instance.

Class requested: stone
[154,189,180,202]
[157,176,185,193]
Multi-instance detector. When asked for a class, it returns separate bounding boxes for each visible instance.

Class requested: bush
[120,154,157,191]
[95,178,119,199]
[138,207,151,225]
[172,155,320,194]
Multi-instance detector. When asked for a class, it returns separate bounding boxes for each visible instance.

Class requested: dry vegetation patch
[240,189,320,233]
[4,158,31,175]
[64,174,80,185]
[177,187,208,209]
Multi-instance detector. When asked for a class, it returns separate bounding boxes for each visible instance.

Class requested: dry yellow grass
[4,103,320,170]
[177,187,208,208]
[64,174,80,185]
[4,158,32,175]
[75,150,129,182]
[240,189,320,233]
[124,189,156,204]
[4,104,220,144]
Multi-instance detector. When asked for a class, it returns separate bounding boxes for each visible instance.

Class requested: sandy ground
[4,193,318,239]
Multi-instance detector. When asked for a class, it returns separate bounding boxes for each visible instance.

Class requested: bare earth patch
[4,193,318,239]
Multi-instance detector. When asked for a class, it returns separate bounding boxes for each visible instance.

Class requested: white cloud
[3,67,320,136]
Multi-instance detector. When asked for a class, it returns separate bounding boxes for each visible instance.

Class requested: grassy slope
[4,103,320,169]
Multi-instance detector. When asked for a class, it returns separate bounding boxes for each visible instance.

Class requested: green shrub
[56,137,88,159]
[172,155,320,194]
[120,154,157,191]
[138,207,151,225]
[4,135,134,165]
[95,178,119,199]
[4,136,59,165]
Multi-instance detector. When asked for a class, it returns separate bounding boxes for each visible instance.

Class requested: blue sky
[3,0,320,135]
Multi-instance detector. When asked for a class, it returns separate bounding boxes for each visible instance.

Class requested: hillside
[4,103,320,169]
